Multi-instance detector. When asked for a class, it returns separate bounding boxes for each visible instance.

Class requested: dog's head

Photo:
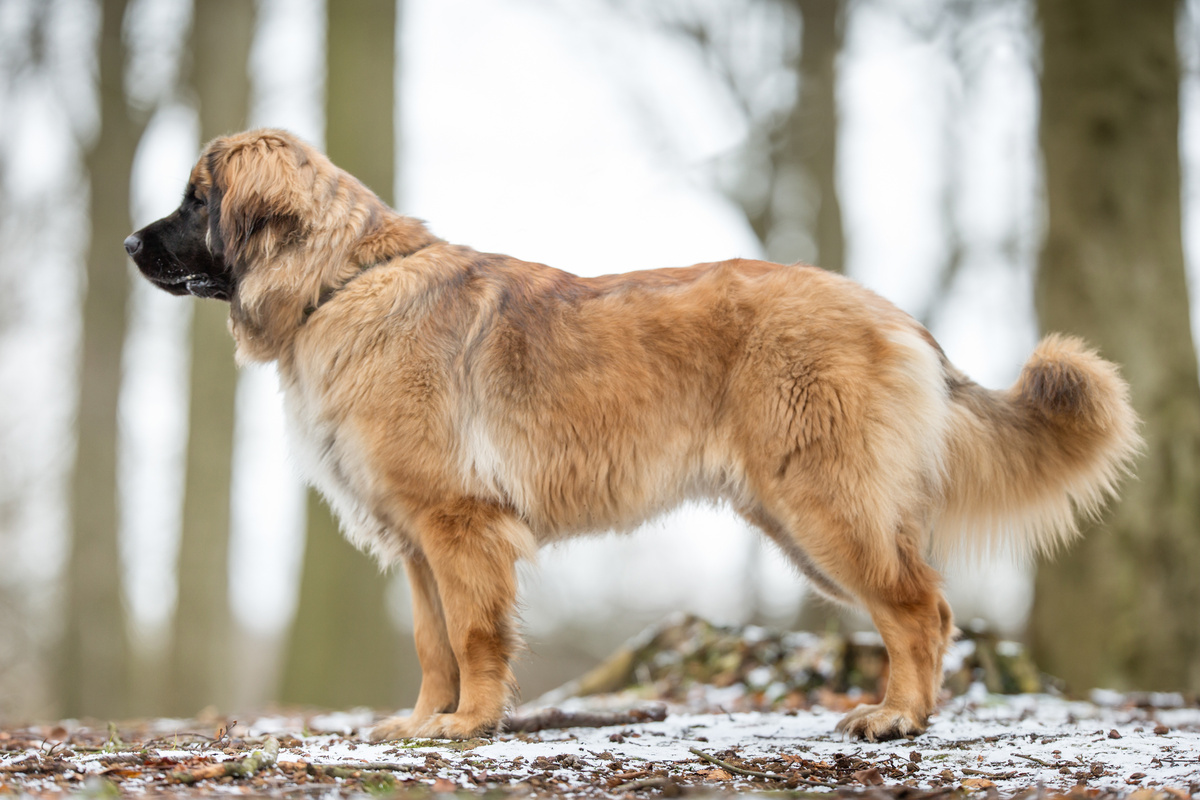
[126,130,340,361]
[127,128,438,362]
[126,128,318,294]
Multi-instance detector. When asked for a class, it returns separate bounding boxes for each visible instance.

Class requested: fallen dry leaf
[962,778,996,790]
[854,767,884,785]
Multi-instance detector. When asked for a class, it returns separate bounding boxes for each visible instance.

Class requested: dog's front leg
[388,502,528,740]
[370,553,460,741]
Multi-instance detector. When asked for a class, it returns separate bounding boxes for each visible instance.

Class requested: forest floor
[2,616,1197,798]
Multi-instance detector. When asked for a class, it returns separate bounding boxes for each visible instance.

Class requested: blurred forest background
[0,0,1198,723]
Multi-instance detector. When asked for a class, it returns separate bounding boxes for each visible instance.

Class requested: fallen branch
[688,747,837,788]
[613,775,674,792]
[1013,753,1053,767]
[306,763,393,780]
[503,705,667,733]
[962,767,1020,779]
[143,732,219,750]
[98,754,144,766]
[170,736,279,784]
[610,769,652,782]
[304,760,409,772]
[0,757,67,775]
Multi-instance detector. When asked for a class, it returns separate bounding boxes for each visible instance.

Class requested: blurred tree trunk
[670,1,844,272]
[776,0,844,272]
[60,0,141,718]
[161,0,255,718]
[279,0,418,709]
[1030,0,1200,693]
[725,0,844,272]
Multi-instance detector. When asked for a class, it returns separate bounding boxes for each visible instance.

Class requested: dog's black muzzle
[126,202,232,301]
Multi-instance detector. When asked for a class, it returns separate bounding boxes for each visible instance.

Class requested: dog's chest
[281,377,411,564]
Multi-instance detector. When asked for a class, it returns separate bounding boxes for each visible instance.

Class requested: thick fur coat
[125,129,1141,742]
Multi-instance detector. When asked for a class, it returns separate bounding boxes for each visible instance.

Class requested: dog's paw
[835,703,928,741]
[368,715,426,742]
[414,712,499,740]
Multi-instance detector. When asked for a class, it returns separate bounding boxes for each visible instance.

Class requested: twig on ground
[304,760,409,772]
[40,738,68,757]
[213,720,237,746]
[0,757,45,774]
[687,746,837,788]
[306,764,385,780]
[504,705,667,733]
[143,732,218,750]
[98,754,144,766]
[611,769,651,781]
[962,767,1020,779]
[1014,753,1053,767]
[170,736,279,784]
[612,775,672,792]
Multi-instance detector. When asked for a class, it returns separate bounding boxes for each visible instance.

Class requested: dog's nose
[124,234,142,257]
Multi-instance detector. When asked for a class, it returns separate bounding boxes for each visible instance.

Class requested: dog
[125,128,1140,741]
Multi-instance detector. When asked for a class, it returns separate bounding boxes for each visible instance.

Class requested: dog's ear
[204,131,308,270]
[201,131,319,363]
[206,178,226,260]
[202,136,233,262]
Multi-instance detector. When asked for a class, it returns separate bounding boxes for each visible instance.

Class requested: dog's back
[447,259,946,541]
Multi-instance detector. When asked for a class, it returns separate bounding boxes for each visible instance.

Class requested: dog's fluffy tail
[933,334,1142,561]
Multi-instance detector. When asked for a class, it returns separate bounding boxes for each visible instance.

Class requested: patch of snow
[252,693,1200,793]
[307,709,376,736]
[943,638,977,673]
[3,693,1196,795]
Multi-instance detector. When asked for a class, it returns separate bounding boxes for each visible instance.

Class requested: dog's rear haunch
[125,129,1141,742]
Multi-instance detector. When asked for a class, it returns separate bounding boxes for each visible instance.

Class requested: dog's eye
[181,185,207,210]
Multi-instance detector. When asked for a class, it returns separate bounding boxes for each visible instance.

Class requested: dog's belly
[458,408,747,541]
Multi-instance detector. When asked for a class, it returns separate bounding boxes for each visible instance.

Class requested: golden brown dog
[125,129,1141,741]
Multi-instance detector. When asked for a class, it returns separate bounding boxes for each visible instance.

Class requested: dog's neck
[231,198,446,365]
[302,213,444,319]
[355,212,443,267]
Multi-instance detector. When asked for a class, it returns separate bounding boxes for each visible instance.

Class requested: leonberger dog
[125,129,1140,742]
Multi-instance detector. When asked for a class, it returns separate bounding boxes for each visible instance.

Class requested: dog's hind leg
[763,496,949,740]
[401,501,533,740]
[834,545,948,741]
[370,553,460,741]
[829,523,948,740]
